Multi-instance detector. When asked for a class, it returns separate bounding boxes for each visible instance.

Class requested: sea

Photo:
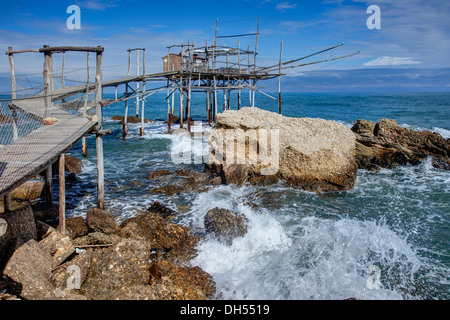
[13,91,450,300]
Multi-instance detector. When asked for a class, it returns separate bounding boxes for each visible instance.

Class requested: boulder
[11,182,45,202]
[71,232,120,248]
[86,208,120,235]
[119,211,199,263]
[79,239,152,300]
[1,206,37,248]
[147,201,178,219]
[52,155,83,175]
[207,107,357,192]
[64,155,84,175]
[352,118,450,170]
[39,230,75,268]
[3,239,55,300]
[65,216,89,239]
[204,208,248,244]
[147,169,175,180]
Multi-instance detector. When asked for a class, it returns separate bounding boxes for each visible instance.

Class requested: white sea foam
[432,127,450,139]
[185,185,423,300]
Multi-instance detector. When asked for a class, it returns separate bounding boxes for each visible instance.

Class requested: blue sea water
[59,91,449,300]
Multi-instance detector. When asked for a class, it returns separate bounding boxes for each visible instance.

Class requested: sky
[1,0,450,93]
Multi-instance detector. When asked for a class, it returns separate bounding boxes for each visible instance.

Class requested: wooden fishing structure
[0,18,359,233]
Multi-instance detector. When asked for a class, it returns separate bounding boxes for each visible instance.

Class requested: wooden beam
[58,154,66,236]
[39,46,104,53]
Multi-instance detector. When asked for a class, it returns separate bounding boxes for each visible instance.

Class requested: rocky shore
[0,198,252,300]
[1,108,449,301]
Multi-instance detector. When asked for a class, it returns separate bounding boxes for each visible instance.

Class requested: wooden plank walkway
[0,101,97,198]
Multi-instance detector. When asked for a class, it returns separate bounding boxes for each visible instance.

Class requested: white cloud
[75,0,119,11]
[276,2,297,12]
[363,56,422,66]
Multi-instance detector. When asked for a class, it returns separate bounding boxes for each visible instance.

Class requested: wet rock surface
[0,204,216,300]
[204,207,249,245]
[352,118,450,171]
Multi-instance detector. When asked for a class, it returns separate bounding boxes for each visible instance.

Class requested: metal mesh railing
[0,100,44,147]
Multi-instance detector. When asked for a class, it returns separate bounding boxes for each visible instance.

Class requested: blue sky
[1,0,450,92]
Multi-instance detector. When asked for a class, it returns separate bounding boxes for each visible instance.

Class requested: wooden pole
[58,154,66,236]
[45,165,53,206]
[7,47,18,141]
[127,49,131,77]
[141,78,146,137]
[206,85,211,125]
[223,89,226,111]
[95,49,103,127]
[187,43,193,132]
[7,47,16,100]
[136,49,140,117]
[180,45,184,128]
[142,50,146,136]
[95,50,105,210]
[82,52,90,157]
[50,51,54,94]
[213,75,217,122]
[167,78,171,132]
[278,41,283,114]
[238,41,241,110]
[43,45,52,118]
[96,132,104,210]
[62,51,66,89]
[248,45,252,107]
[171,80,175,115]
[123,84,128,140]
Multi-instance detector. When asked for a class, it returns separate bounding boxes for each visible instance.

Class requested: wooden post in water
[135,49,140,117]
[167,47,172,131]
[95,49,105,210]
[58,154,66,236]
[248,45,252,107]
[238,41,241,110]
[96,132,104,210]
[43,45,53,118]
[140,49,146,137]
[180,45,184,129]
[213,75,217,122]
[278,41,283,114]
[45,165,53,206]
[167,78,171,132]
[187,43,193,132]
